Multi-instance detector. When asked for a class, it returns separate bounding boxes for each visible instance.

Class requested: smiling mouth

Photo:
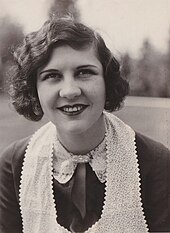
[57,104,88,115]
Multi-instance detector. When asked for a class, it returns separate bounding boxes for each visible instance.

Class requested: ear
[31,96,44,118]
[104,98,110,110]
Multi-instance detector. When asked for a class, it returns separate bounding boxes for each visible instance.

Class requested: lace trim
[53,137,107,183]
[134,138,148,227]
[19,112,149,233]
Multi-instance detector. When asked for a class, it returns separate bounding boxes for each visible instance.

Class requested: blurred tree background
[0,16,24,91]
[123,36,170,97]
[0,0,170,98]
[48,0,80,20]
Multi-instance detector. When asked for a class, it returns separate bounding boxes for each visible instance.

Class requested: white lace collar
[53,137,107,183]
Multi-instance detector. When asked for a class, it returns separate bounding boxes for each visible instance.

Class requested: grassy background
[0,95,170,152]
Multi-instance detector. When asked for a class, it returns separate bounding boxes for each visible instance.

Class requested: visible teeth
[62,105,84,113]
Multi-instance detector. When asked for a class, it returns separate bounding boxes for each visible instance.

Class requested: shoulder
[135,132,170,179]
[0,137,31,204]
[135,132,170,162]
[0,137,30,168]
[0,138,30,232]
[135,133,170,230]
[135,132,170,202]
[135,132,170,197]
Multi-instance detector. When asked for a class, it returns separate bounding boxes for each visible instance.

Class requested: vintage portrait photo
[0,0,170,232]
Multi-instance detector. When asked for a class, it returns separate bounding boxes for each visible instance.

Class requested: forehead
[39,44,101,71]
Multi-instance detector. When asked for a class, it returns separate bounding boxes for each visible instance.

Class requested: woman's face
[37,45,105,136]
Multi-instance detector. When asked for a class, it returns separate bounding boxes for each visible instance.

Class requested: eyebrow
[39,65,98,75]
[76,65,98,69]
[39,69,59,75]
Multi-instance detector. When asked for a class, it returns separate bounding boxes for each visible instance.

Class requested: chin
[66,126,88,135]
[58,121,91,136]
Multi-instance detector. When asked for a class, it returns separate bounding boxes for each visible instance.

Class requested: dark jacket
[0,133,170,232]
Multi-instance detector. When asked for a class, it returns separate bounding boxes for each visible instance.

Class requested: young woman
[0,16,170,233]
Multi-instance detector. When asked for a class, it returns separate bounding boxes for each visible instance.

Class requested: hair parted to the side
[9,15,129,121]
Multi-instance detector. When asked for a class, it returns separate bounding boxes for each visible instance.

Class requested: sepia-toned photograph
[0,0,170,232]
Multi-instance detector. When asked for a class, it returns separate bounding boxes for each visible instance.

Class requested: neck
[57,114,106,155]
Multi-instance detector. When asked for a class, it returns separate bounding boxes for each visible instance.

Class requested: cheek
[37,87,52,111]
[93,79,106,104]
[37,88,44,106]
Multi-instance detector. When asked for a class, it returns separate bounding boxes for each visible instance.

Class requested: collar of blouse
[53,137,107,184]
[52,137,107,219]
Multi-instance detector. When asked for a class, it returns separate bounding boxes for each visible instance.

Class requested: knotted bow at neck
[52,138,107,219]
[53,138,107,184]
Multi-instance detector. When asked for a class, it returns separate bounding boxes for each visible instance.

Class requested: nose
[59,78,81,99]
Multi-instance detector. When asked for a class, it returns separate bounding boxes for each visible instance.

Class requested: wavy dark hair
[9,16,129,121]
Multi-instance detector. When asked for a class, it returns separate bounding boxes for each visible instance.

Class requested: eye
[76,69,97,79]
[41,72,62,81]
